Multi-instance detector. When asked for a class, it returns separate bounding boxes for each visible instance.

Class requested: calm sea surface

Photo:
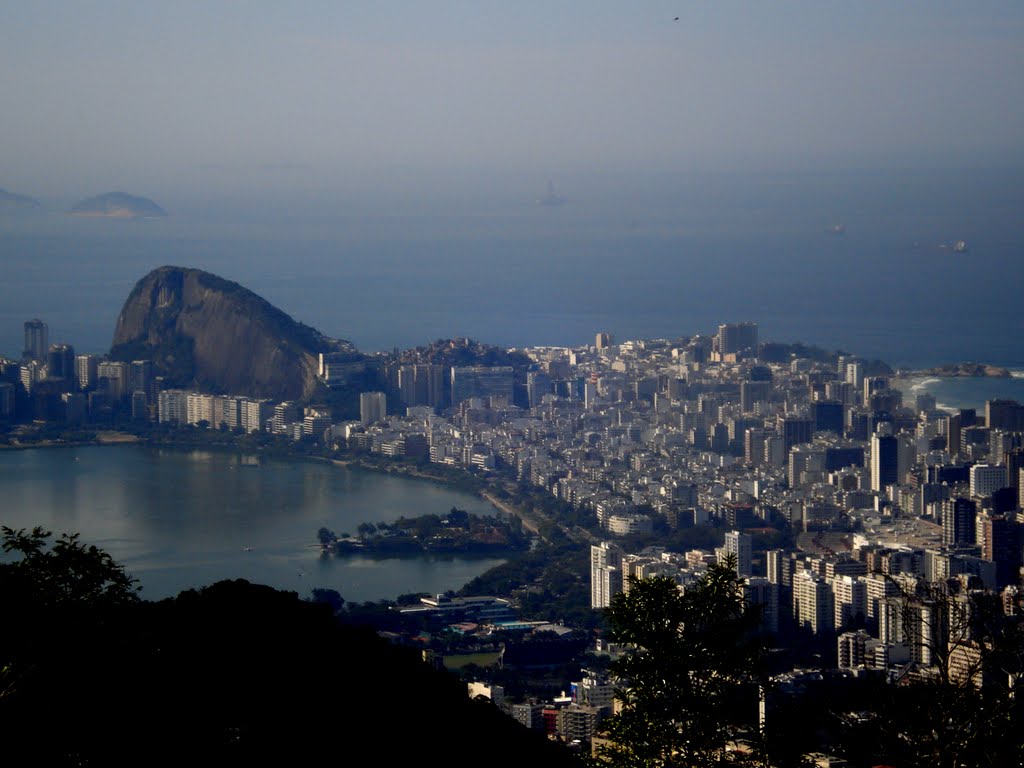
[2,168,1023,369]
[2,168,1023,597]
[0,445,507,602]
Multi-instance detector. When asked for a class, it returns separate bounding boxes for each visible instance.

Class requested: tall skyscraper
[46,343,75,383]
[97,361,129,401]
[1003,448,1024,495]
[980,514,1022,589]
[812,400,844,435]
[23,319,48,361]
[986,399,1024,432]
[779,414,813,454]
[360,391,387,425]
[870,433,899,491]
[450,366,514,407]
[970,464,1006,498]
[129,360,154,403]
[75,354,98,391]
[591,541,624,609]
[715,322,758,356]
[724,530,753,578]
[740,380,771,413]
[942,497,977,548]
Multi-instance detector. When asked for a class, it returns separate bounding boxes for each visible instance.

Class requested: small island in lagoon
[319,507,531,556]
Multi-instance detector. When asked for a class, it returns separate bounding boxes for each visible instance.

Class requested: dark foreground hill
[110,266,353,400]
[0,578,574,767]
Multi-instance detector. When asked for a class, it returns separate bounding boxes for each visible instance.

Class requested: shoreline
[891,372,1024,414]
[331,455,543,538]
[0,431,143,451]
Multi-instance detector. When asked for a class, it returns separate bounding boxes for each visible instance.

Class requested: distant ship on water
[537,181,566,206]
[939,239,969,253]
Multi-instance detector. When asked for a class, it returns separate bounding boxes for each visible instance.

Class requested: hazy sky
[2,2,1023,198]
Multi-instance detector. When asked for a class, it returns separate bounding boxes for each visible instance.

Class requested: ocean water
[2,167,1022,380]
[898,372,1024,413]
[2,168,1022,598]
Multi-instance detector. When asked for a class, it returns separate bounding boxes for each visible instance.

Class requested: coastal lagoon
[0,445,508,602]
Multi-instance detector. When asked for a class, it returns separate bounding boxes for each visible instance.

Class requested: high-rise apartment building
[986,399,1024,432]
[46,343,76,383]
[23,319,48,361]
[360,391,387,425]
[941,497,976,548]
[450,366,514,407]
[715,322,758,356]
[870,433,899,491]
[740,380,771,413]
[75,354,98,391]
[830,575,866,632]
[157,390,188,424]
[591,541,624,609]
[980,514,1022,588]
[970,464,1006,498]
[793,571,834,635]
[129,360,153,403]
[779,415,813,455]
[724,530,753,578]
[97,361,129,401]
[240,398,273,433]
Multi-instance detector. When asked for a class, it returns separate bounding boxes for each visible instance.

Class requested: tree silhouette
[1,525,140,609]
[595,558,765,768]
[844,574,1024,767]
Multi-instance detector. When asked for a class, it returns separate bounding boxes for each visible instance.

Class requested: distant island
[69,191,166,219]
[0,187,42,211]
[909,362,1011,378]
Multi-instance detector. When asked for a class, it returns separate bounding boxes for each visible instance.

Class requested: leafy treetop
[1,525,141,609]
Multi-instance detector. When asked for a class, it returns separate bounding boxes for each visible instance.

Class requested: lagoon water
[2,167,1024,599]
[0,445,507,602]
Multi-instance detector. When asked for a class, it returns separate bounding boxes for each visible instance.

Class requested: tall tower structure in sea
[23,319,48,361]
[591,541,624,609]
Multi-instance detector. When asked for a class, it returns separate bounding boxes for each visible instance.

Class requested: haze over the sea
[1,3,1021,372]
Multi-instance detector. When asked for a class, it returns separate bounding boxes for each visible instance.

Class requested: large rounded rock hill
[110,266,350,400]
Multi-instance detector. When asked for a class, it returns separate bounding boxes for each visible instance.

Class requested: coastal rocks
[915,362,1011,378]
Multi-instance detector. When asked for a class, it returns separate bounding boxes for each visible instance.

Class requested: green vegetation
[442,650,504,670]
[460,542,599,628]
[323,506,530,556]
[595,561,766,768]
[1,525,141,609]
